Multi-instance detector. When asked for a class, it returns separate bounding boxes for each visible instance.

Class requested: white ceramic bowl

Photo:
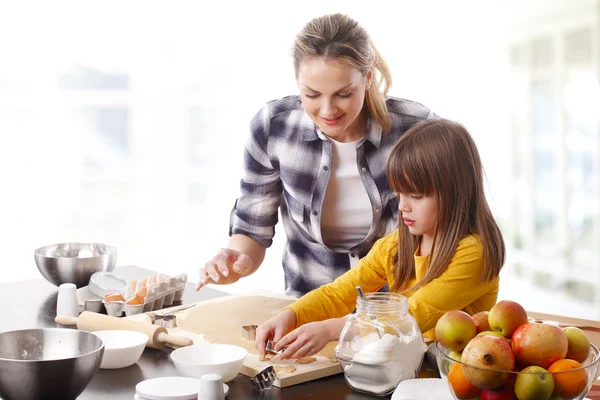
[93,330,148,369]
[170,342,248,383]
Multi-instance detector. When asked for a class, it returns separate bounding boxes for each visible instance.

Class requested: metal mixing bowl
[34,242,117,288]
[0,328,104,400]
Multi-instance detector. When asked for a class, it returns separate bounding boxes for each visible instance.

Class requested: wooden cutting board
[128,292,342,388]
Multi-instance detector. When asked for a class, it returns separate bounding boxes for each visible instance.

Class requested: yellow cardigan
[286,232,499,340]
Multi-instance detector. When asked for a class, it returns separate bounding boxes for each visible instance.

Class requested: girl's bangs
[388,148,433,195]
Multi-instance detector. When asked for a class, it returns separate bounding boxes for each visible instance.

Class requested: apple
[435,310,477,352]
[488,300,528,338]
[477,331,507,340]
[514,366,554,400]
[448,350,462,362]
[481,386,516,400]
[440,350,462,373]
[563,326,591,363]
[473,311,492,333]
[511,323,568,369]
[461,335,515,389]
[482,374,517,400]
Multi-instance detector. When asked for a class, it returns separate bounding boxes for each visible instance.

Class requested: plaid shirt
[230,95,437,296]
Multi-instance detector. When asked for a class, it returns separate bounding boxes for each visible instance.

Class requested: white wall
[1,0,595,318]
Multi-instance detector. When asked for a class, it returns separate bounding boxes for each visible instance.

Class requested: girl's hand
[255,309,297,358]
[196,248,253,290]
[275,320,338,360]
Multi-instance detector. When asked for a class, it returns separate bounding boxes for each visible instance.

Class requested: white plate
[135,376,229,399]
[89,271,127,297]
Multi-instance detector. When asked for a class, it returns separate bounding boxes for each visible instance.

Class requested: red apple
[481,387,516,400]
[435,310,477,352]
[488,300,528,338]
[511,322,568,369]
[481,375,516,400]
[473,311,492,333]
[461,335,515,389]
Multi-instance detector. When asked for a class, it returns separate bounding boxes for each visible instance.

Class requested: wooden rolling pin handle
[55,315,78,326]
[156,332,193,347]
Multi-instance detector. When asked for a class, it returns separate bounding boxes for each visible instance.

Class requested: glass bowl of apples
[436,328,600,400]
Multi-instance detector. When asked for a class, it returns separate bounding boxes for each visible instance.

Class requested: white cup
[57,283,79,317]
[199,374,224,400]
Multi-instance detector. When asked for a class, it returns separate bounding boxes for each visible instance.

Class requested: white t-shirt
[321,138,372,250]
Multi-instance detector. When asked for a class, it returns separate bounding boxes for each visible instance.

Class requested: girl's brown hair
[293,13,392,132]
[386,119,505,292]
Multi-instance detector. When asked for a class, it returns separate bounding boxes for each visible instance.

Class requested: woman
[196,13,437,296]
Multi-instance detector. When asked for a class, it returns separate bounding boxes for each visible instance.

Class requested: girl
[255,119,505,359]
[196,13,436,296]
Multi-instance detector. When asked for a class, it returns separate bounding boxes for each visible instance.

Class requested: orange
[448,362,482,399]
[548,358,588,398]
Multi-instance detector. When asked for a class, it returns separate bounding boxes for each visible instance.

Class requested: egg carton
[103,273,188,317]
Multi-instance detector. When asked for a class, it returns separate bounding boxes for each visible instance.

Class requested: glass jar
[334,292,427,397]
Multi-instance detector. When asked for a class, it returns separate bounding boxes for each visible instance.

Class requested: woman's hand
[195,248,253,290]
[255,309,297,358]
[275,319,341,360]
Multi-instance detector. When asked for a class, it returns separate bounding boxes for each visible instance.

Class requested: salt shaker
[199,374,225,400]
[56,283,79,317]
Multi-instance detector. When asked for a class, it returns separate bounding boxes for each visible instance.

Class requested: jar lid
[135,377,200,400]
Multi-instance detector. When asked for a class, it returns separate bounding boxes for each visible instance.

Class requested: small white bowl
[93,330,148,369]
[170,342,248,383]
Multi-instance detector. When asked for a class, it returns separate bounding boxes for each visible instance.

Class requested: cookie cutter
[145,302,197,328]
[146,302,196,318]
[251,366,277,391]
[151,314,177,328]
[265,340,288,355]
[242,325,258,341]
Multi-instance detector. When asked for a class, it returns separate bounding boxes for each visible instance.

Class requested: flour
[343,333,427,395]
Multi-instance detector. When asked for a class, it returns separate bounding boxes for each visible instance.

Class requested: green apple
[477,330,507,340]
[563,326,590,363]
[514,366,554,400]
[440,350,462,373]
[448,350,462,362]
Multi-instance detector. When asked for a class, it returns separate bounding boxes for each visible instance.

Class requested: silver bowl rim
[34,242,118,259]
[0,328,105,363]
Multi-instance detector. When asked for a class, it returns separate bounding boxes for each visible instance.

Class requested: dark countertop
[0,265,395,400]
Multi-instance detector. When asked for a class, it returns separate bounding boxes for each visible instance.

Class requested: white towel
[391,378,454,400]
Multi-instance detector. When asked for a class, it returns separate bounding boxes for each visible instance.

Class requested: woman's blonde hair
[293,13,392,132]
[386,119,505,292]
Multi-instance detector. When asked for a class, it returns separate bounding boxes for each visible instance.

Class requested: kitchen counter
[0,265,395,399]
[3,265,598,399]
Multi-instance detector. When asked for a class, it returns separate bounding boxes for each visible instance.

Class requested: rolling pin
[55,311,193,349]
